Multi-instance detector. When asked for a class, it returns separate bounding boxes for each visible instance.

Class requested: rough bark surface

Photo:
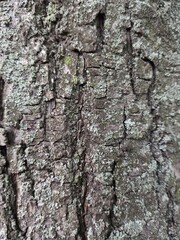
[0,0,180,239]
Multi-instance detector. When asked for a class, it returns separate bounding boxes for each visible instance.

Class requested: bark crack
[75,152,88,240]
[144,57,161,210]
[106,106,127,239]
[0,76,26,238]
[0,76,4,121]
[166,188,176,239]
[64,50,88,240]
[95,9,106,52]
[75,87,88,240]
[125,4,136,97]
[144,57,177,238]
[141,57,156,108]
[2,148,26,238]
[105,166,117,239]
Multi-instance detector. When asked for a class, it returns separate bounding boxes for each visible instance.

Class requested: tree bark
[0,0,179,239]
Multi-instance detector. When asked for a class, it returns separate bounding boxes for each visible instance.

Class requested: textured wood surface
[0,0,179,239]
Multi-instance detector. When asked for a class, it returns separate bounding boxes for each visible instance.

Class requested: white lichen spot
[124,219,145,237]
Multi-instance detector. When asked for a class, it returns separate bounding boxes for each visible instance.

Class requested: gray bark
[0,0,180,239]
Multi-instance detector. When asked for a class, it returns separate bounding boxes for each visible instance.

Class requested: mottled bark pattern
[0,0,179,239]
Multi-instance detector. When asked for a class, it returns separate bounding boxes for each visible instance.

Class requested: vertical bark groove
[0,77,4,121]
[96,11,106,52]
[0,0,179,239]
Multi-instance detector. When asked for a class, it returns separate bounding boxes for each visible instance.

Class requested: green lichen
[175,181,180,202]
[64,56,72,66]
[71,76,79,85]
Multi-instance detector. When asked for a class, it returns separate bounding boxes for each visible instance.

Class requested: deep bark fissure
[106,106,127,239]
[0,145,7,159]
[125,3,136,97]
[63,51,88,240]
[0,1,179,239]
[75,90,88,240]
[75,152,88,240]
[2,151,25,239]
[96,10,106,52]
[142,57,156,108]
[122,106,128,140]
[165,188,176,239]
[0,76,5,121]
[5,129,16,146]
[0,76,25,238]
[105,175,117,239]
[126,25,136,96]
[144,57,176,237]
[144,57,162,210]
[82,54,88,87]
[76,108,88,237]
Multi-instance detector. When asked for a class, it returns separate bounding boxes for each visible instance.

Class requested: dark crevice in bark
[125,4,136,97]
[145,58,161,210]
[155,160,161,210]
[19,143,28,174]
[76,56,88,240]
[145,57,176,237]
[2,158,13,240]
[5,129,16,145]
[142,57,156,108]
[63,50,88,240]
[0,145,8,184]
[75,157,88,240]
[29,174,35,198]
[105,174,117,239]
[122,106,128,140]
[82,55,88,87]
[95,10,106,52]
[0,76,5,121]
[19,142,27,156]
[65,203,69,221]
[0,145,7,158]
[106,106,127,239]
[166,189,176,239]
[126,23,136,96]
[1,146,26,238]
[34,0,49,15]
[75,88,88,240]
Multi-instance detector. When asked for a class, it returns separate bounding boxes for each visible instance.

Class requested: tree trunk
[0,0,179,239]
